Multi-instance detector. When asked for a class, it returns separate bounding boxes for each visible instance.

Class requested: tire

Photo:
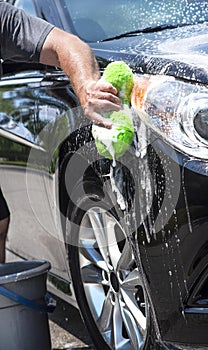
[66,182,154,350]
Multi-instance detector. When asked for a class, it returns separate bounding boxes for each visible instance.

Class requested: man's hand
[82,80,121,128]
[40,28,121,128]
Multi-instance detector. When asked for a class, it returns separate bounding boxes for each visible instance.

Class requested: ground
[49,296,95,350]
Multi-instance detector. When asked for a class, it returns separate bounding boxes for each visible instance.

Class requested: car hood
[93,22,208,84]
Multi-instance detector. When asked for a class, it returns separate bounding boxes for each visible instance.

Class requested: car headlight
[131,74,208,159]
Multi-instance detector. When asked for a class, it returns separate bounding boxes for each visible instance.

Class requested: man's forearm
[40,28,99,102]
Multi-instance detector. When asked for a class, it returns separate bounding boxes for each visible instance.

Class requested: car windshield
[62,0,208,42]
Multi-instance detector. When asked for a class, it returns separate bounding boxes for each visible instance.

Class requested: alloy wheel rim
[78,207,148,350]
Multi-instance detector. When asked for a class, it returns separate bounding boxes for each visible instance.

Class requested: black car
[1,1,208,349]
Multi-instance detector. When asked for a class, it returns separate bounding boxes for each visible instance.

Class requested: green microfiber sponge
[102,60,134,106]
[92,109,134,160]
[92,61,134,160]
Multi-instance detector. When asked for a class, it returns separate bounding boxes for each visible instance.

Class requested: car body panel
[135,140,208,344]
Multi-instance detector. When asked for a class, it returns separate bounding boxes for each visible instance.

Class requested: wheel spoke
[98,293,131,350]
[97,290,113,334]
[84,283,107,320]
[81,263,103,284]
[112,297,130,350]
[121,305,145,349]
[103,217,124,270]
[80,240,109,272]
[118,268,146,349]
[120,287,146,334]
[117,239,134,271]
[87,210,110,265]
[122,268,141,290]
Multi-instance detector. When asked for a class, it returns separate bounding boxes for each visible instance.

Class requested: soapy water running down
[25,103,182,245]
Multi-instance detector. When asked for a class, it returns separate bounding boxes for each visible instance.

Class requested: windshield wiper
[100,22,197,42]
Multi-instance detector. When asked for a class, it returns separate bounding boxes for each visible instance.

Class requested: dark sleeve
[0,2,54,62]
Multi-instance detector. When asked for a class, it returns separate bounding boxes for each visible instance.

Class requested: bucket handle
[0,285,56,313]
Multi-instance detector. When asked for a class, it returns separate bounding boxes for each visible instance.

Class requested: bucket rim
[0,260,51,284]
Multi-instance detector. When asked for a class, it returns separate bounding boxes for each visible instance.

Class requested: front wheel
[67,192,152,350]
